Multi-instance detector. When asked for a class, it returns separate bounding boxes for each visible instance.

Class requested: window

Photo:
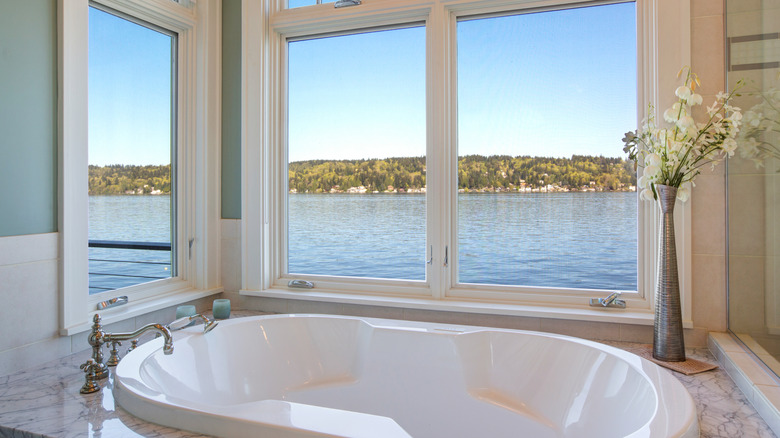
[287,27,426,281]
[88,5,176,295]
[455,5,637,292]
[243,0,693,323]
[58,0,221,334]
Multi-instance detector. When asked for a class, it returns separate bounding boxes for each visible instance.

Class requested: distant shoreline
[89,189,637,196]
[89,154,637,195]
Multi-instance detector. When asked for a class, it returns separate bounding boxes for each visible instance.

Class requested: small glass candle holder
[176,304,196,319]
[212,299,231,320]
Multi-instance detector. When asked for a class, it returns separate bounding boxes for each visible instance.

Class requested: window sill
[240,288,692,328]
[60,286,223,336]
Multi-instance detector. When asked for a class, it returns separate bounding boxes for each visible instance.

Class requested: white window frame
[241,0,692,327]
[58,0,222,335]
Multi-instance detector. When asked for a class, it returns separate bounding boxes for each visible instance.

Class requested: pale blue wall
[222,0,242,219]
[0,0,58,237]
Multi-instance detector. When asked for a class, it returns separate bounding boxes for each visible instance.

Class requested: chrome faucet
[86,314,173,380]
[167,313,219,334]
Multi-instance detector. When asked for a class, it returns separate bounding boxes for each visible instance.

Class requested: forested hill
[88,164,171,195]
[289,155,636,193]
[87,155,637,195]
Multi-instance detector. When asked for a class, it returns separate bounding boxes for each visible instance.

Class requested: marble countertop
[0,314,775,438]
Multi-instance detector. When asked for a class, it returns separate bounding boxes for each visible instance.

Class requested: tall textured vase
[653,184,686,362]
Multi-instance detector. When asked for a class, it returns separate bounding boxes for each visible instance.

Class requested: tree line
[89,164,171,195]
[88,155,637,195]
[290,155,636,193]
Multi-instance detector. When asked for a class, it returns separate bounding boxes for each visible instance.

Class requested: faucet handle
[127,339,138,354]
[79,359,101,394]
[106,340,122,367]
[168,315,197,331]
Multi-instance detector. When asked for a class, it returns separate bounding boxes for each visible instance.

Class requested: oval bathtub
[115,314,698,438]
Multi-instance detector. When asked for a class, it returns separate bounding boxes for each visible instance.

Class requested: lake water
[89,196,173,294]
[89,192,637,294]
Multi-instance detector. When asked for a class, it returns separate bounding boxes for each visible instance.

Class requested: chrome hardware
[443,246,449,267]
[334,0,360,7]
[589,292,626,309]
[168,313,218,334]
[79,358,101,394]
[87,314,174,383]
[427,245,433,265]
[106,340,122,367]
[87,315,110,380]
[96,295,128,310]
[288,279,314,289]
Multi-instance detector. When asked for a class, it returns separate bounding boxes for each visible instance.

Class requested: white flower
[677,115,696,131]
[677,185,690,202]
[742,137,759,155]
[664,103,682,123]
[644,164,661,180]
[722,138,738,157]
[686,93,703,106]
[745,110,762,128]
[645,152,662,167]
[622,68,744,204]
[675,86,692,100]
[706,102,719,116]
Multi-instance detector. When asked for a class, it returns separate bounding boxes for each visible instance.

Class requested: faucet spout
[105,323,174,355]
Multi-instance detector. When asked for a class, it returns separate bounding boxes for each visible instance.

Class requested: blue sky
[289,1,636,162]
[89,6,173,166]
[89,1,636,165]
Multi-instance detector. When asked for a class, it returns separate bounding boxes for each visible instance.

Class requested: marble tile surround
[0,312,775,438]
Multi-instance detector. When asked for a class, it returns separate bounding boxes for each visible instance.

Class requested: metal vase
[653,184,686,362]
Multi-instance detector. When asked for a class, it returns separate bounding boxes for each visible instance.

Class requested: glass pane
[88,7,175,294]
[456,3,638,291]
[726,0,780,377]
[287,27,426,280]
[288,0,335,9]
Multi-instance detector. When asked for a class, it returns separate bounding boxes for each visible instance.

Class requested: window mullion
[426,2,454,299]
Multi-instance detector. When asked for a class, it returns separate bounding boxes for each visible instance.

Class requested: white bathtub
[115,314,698,438]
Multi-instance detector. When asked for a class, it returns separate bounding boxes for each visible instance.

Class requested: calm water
[89,192,638,294]
[89,196,172,294]
[289,192,637,291]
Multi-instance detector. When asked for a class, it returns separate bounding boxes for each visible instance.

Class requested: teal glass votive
[176,305,196,319]
[212,299,231,320]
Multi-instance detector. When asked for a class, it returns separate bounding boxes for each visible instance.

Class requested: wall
[0,0,58,237]
[222,0,242,219]
[0,231,216,376]
[688,0,729,340]
[220,0,731,348]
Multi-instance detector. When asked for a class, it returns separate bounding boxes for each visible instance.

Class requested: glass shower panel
[727,0,780,376]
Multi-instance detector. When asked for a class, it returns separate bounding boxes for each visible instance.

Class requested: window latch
[427,245,433,265]
[589,292,626,309]
[289,279,315,289]
[334,0,360,8]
